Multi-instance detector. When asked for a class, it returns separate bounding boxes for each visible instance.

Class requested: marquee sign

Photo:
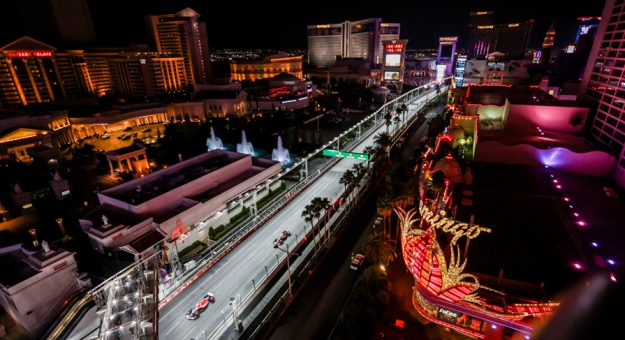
[7,51,52,58]
[418,201,491,245]
[384,42,406,53]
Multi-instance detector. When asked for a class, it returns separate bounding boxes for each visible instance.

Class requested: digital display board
[384,71,400,81]
[384,42,405,53]
[486,61,505,70]
[385,54,401,67]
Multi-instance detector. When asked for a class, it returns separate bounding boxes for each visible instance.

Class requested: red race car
[186,293,215,320]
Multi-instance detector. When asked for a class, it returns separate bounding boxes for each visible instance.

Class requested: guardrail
[60,79,450,339]
[202,85,450,339]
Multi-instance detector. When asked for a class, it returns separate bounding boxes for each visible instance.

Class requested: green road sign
[322,149,369,161]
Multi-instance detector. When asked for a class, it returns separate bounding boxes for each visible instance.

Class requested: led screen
[385,54,401,67]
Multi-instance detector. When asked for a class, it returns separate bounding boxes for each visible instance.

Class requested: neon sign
[316,24,331,28]
[477,25,494,29]
[385,43,405,53]
[439,37,458,43]
[418,201,491,245]
[7,51,52,58]
[53,261,68,271]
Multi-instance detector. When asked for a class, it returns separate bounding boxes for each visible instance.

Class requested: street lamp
[274,243,299,296]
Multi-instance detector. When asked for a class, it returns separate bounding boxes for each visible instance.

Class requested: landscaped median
[207,181,287,242]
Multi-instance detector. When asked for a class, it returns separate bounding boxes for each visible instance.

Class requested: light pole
[274,243,299,296]
[229,296,239,331]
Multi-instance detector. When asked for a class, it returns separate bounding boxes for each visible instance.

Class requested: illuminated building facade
[230,55,303,81]
[0,244,83,335]
[147,7,211,85]
[108,53,187,98]
[0,109,72,162]
[55,50,113,97]
[0,37,66,106]
[437,37,458,79]
[381,40,408,92]
[454,54,467,87]
[307,19,400,67]
[540,23,556,64]
[580,0,625,188]
[467,11,533,59]
[307,23,345,67]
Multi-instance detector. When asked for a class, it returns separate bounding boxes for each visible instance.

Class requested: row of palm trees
[301,196,331,253]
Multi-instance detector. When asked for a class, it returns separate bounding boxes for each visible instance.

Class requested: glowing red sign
[171,225,190,240]
[53,261,68,271]
[7,51,52,58]
[385,43,405,53]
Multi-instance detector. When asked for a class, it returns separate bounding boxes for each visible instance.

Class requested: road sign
[322,149,369,161]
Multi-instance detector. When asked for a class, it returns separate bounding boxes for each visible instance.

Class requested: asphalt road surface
[157,90,438,340]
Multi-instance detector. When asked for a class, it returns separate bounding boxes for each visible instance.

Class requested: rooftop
[456,163,625,298]
[0,251,38,287]
[105,144,146,157]
[465,85,585,107]
[102,150,247,205]
[82,204,146,233]
[478,130,600,153]
[127,229,165,253]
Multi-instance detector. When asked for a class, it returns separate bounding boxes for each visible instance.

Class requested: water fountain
[236,130,254,155]
[206,127,224,151]
[271,136,291,164]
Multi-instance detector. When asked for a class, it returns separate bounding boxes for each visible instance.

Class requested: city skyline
[0,0,605,50]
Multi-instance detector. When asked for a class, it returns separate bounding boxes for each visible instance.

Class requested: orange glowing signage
[384,42,405,53]
[475,11,489,15]
[508,23,519,28]
[439,37,458,45]
[477,25,494,29]
[316,24,331,28]
[7,51,52,58]
[171,225,190,240]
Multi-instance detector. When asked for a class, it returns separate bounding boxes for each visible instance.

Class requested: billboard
[384,42,406,53]
[384,71,401,81]
[385,54,401,67]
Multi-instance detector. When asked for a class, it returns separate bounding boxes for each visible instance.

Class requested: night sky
[0,0,605,50]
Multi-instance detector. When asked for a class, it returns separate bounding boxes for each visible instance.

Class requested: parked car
[350,254,365,270]
[124,126,133,131]
[142,128,152,133]
[101,133,110,139]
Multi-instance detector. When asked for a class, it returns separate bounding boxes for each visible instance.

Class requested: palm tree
[373,132,393,156]
[400,103,408,122]
[364,230,396,268]
[362,146,375,167]
[383,111,392,134]
[339,169,356,201]
[302,203,321,252]
[376,195,393,238]
[311,197,332,243]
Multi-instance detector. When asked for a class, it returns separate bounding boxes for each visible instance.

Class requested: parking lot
[79,123,164,151]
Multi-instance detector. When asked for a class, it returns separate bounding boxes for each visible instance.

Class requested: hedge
[257,182,287,209]
[209,206,250,241]
[178,240,207,259]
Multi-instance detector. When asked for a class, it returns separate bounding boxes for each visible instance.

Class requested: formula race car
[186,293,215,320]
